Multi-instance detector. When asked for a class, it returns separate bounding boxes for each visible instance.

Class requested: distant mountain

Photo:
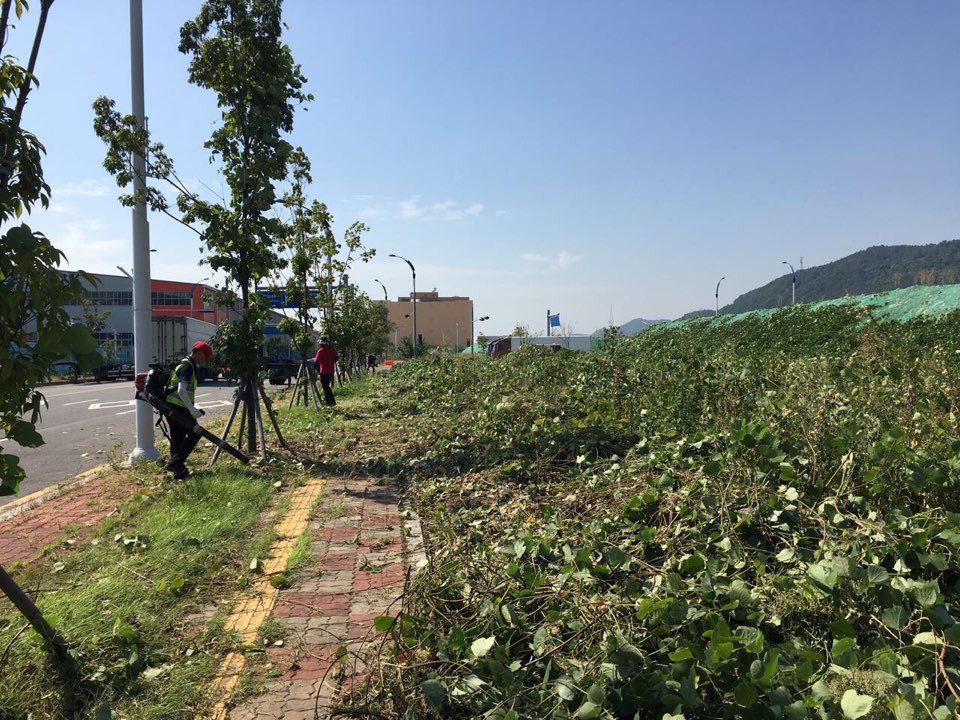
[721,239,960,314]
[592,317,668,337]
[679,309,714,320]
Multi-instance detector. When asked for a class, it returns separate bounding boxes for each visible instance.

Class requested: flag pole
[546,308,550,337]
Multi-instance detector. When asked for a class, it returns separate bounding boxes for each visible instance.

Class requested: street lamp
[388,254,417,357]
[471,312,489,355]
[191,277,210,319]
[715,276,725,317]
[373,279,388,359]
[782,261,796,305]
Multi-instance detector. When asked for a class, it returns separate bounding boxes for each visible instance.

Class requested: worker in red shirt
[313,336,339,406]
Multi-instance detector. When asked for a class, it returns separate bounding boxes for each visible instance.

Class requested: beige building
[385,291,473,349]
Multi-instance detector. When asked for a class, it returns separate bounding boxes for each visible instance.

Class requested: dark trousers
[166,406,201,466]
[320,373,336,406]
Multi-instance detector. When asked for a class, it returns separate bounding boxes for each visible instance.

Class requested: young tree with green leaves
[94,0,311,453]
[275,148,326,405]
[0,0,98,693]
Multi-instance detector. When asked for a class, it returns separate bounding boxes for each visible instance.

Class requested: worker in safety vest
[164,340,213,480]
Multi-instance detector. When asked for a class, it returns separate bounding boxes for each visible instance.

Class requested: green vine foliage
[0,6,99,495]
[359,304,960,719]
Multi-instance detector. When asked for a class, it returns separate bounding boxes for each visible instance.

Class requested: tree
[323,285,389,370]
[511,323,530,338]
[79,295,115,362]
[277,148,322,361]
[0,0,97,696]
[0,0,100,493]
[94,0,311,453]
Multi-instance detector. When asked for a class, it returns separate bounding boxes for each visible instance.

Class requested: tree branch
[13,0,53,132]
[0,0,12,56]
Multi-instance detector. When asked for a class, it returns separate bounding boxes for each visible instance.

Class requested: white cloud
[521,250,583,270]
[55,179,111,198]
[557,250,582,268]
[399,196,425,219]
[361,195,484,222]
[359,206,386,219]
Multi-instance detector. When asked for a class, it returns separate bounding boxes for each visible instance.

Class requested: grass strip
[0,467,276,719]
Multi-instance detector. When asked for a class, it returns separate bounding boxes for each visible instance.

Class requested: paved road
[0,379,275,507]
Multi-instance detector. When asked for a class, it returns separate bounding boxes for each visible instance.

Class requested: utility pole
[128,0,159,464]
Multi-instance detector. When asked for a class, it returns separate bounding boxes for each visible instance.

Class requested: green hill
[722,238,960,314]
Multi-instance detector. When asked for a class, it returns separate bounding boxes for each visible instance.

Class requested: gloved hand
[191,407,205,419]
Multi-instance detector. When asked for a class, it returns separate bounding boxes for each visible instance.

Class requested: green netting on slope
[812,283,960,322]
[660,283,960,329]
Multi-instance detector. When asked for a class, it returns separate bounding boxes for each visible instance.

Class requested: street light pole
[715,276,725,317]
[191,277,210,320]
[472,313,489,355]
[127,0,159,464]
[388,254,417,358]
[374,279,388,359]
[782,261,796,305]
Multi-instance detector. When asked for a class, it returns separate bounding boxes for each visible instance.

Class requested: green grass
[285,530,313,575]
[0,469,276,718]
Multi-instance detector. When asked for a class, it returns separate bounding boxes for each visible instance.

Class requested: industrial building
[383,290,475,350]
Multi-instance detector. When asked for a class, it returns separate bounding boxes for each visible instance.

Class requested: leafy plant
[340,304,960,718]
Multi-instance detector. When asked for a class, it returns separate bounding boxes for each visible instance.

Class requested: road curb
[0,463,110,523]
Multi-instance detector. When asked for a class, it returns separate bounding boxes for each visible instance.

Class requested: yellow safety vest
[165,358,198,409]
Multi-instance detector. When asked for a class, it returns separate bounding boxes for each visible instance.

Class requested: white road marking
[89,400,137,410]
[115,410,137,416]
[45,387,106,398]
[197,400,234,409]
[63,399,97,406]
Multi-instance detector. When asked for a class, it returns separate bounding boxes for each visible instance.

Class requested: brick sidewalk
[0,468,424,719]
[0,474,140,567]
[225,475,423,720]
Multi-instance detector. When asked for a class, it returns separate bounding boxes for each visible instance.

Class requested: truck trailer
[153,316,219,380]
[486,335,597,357]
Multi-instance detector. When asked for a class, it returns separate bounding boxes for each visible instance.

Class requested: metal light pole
[127,0,159,464]
[191,277,210,319]
[782,261,796,305]
[388,254,417,357]
[472,313,489,355]
[374,279,388,359]
[715,276,725,317]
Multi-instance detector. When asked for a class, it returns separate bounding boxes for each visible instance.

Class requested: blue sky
[9,1,960,335]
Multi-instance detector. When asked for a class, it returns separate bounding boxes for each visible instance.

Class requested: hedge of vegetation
[363,304,960,719]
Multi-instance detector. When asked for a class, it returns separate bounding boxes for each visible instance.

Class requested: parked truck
[486,335,598,357]
[153,316,219,381]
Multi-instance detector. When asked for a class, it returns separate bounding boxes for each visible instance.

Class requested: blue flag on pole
[549,313,560,328]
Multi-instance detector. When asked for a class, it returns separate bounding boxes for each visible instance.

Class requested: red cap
[192,341,214,360]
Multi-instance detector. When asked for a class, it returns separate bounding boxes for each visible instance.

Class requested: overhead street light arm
[782,261,797,305]
[388,253,418,357]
